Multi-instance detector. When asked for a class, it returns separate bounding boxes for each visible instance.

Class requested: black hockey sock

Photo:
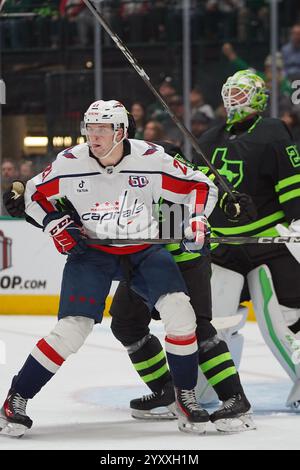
[128,335,172,393]
[198,337,244,401]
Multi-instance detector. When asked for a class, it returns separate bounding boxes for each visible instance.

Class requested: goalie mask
[222,70,268,125]
[81,100,129,160]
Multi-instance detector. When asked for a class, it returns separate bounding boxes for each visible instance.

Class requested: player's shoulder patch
[143,141,160,156]
[130,138,163,157]
[57,143,88,162]
[62,146,77,159]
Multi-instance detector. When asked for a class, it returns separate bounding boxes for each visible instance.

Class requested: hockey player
[2,113,256,433]
[0,99,218,437]
[194,70,300,409]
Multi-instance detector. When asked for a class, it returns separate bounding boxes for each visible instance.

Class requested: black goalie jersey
[194,116,300,238]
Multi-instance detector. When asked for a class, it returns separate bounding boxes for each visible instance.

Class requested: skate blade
[0,417,27,438]
[131,403,178,421]
[214,413,256,433]
[178,416,207,435]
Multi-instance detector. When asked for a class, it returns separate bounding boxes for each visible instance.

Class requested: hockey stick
[82,0,236,200]
[0,1,6,12]
[86,235,300,246]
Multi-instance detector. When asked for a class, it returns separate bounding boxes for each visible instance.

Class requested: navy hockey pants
[58,245,187,322]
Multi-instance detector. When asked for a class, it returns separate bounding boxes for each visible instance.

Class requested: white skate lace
[141,392,159,402]
[11,394,28,416]
[180,389,201,411]
[220,395,239,411]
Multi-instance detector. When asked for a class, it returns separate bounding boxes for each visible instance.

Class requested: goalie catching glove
[43,212,87,255]
[219,191,257,224]
[181,214,210,254]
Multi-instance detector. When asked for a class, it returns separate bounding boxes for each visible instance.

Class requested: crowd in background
[2,0,300,49]
[2,1,300,214]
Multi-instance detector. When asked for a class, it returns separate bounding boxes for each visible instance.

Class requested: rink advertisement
[0,218,115,315]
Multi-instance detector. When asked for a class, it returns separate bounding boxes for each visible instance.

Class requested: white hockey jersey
[25,139,218,254]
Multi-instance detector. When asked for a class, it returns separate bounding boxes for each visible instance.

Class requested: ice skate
[130,381,177,420]
[0,390,32,438]
[176,388,210,434]
[210,393,256,433]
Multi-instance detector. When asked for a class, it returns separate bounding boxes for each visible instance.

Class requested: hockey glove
[43,211,87,255]
[181,214,210,254]
[220,191,257,224]
[2,181,26,217]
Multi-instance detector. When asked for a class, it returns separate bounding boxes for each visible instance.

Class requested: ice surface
[0,316,299,450]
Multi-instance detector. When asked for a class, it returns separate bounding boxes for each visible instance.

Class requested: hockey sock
[165,333,198,390]
[128,335,172,393]
[10,339,65,399]
[198,337,244,401]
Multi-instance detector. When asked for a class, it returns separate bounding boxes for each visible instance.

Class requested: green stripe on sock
[133,350,166,372]
[200,352,232,373]
[207,367,237,386]
[141,364,169,383]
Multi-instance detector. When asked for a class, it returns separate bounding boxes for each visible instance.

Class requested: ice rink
[0,315,299,450]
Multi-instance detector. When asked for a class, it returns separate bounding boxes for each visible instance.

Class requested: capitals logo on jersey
[128,175,149,188]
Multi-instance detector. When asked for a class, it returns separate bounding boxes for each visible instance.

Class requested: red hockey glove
[43,212,87,255]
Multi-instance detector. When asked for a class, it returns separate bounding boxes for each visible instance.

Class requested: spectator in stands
[222,43,292,100]
[191,111,212,139]
[2,0,35,49]
[190,87,215,120]
[280,109,300,147]
[162,95,185,147]
[205,0,244,41]
[147,76,176,122]
[1,160,18,192]
[143,120,165,141]
[33,2,60,48]
[145,0,167,43]
[213,103,227,126]
[19,160,34,182]
[191,111,213,160]
[119,0,149,43]
[130,102,146,139]
[281,24,300,81]
[60,0,93,47]
[242,0,269,42]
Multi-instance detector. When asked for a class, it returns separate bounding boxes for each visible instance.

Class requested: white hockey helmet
[81,99,129,136]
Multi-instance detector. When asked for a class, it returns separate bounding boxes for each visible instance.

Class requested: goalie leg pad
[211,264,244,318]
[247,265,300,406]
